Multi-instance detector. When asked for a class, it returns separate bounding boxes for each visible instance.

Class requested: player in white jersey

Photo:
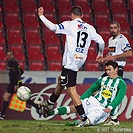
[99,21,132,125]
[44,60,127,127]
[38,6,105,124]
[101,21,132,77]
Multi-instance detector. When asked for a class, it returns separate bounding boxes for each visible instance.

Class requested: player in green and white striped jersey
[98,21,132,125]
[45,60,127,127]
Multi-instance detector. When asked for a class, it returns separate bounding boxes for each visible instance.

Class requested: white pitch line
[30,121,65,126]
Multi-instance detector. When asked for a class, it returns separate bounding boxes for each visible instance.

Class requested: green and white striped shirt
[81,76,127,115]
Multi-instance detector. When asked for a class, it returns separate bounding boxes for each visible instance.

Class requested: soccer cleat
[65,120,80,126]
[0,112,5,120]
[34,101,44,118]
[34,100,43,105]
[35,100,54,118]
[76,119,90,127]
[104,120,120,126]
[42,106,49,118]
[36,105,43,118]
[42,100,54,110]
[41,100,54,118]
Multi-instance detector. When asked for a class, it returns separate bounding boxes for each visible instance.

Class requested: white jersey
[55,18,104,71]
[108,34,131,66]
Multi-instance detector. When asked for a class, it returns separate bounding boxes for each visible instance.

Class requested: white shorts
[82,96,109,125]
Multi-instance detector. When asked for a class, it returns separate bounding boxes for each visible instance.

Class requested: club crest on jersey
[102,90,112,99]
[78,24,87,30]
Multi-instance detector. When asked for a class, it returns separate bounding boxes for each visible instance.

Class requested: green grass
[0,120,133,133]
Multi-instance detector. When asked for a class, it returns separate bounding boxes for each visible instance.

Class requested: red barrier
[0,84,132,121]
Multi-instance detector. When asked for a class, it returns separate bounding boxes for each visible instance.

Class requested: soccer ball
[16,86,31,101]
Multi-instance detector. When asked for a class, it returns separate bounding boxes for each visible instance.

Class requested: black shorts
[6,80,22,95]
[60,67,77,88]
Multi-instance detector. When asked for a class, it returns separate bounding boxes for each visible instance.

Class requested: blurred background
[0,0,133,71]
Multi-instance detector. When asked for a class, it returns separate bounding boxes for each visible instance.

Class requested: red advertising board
[0,84,132,121]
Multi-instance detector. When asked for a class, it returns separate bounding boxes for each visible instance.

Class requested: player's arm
[115,50,132,59]
[38,7,56,31]
[105,38,132,61]
[89,26,105,63]
[104,50,132,62]
[80,78,101,100]
[107,80,127,111]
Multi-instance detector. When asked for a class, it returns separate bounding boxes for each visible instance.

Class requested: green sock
[48,106,70,116]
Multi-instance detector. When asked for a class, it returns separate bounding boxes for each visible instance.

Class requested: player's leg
[46,80,64,109]
[104,113,120,125]
[40,84,64,117]
[41,75,65,117]
[43,79,64,107]
[64,69,88,125]
[77,97,109,127]
[49,106,71,116]
[0,84,15,120]
[18,82,44,118]
[75,98,92,127]
[42,68,88,124]
[104,107,120,126]
[86,109,109,126]
[67,86,88,123]
[47,105,75,117]
[0,92,11,119]
[26,99,44,118]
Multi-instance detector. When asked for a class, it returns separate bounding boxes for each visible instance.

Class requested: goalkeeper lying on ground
[43,60,127,127]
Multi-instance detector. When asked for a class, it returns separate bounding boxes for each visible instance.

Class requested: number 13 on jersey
[76,31,88,53]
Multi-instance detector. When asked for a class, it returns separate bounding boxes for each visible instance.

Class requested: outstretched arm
[38,7,56,31]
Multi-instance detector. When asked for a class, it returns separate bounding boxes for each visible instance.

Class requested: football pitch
[0,120,132,133]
